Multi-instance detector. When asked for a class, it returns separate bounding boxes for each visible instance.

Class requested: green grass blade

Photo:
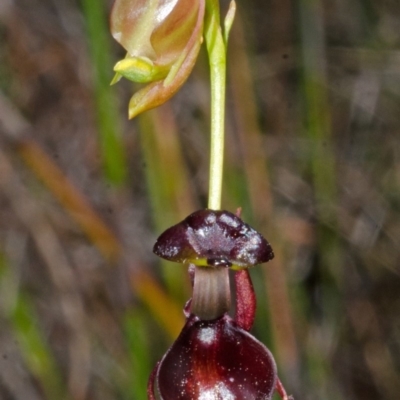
[81,0,127,185]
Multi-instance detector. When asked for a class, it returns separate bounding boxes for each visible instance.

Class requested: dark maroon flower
[153,209,274,270]
[150,210,293,399]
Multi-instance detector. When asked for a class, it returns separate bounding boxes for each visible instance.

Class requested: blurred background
[1,0,400,399]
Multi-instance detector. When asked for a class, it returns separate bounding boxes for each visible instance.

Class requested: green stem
[205,0,227,210]
[190,0,233,321]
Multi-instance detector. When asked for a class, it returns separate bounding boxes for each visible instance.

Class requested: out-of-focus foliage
[0,0,400,399]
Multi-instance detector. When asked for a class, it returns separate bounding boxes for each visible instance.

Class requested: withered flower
[110,0,205,118]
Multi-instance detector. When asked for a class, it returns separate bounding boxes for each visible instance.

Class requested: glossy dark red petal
[155,314,277,400]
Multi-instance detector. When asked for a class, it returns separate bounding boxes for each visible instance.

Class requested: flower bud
[110,0,205,118]
[153,314,277,400]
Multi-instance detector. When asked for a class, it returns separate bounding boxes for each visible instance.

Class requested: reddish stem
[276,377,294,400]
[147,362,159,400]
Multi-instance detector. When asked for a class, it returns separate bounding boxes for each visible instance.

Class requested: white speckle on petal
[197,327,216,345]
[219,213,240,228]
[199,383,235,400]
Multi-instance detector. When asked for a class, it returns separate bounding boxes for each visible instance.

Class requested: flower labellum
[110,0,205,118]
[153,209,274,270]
